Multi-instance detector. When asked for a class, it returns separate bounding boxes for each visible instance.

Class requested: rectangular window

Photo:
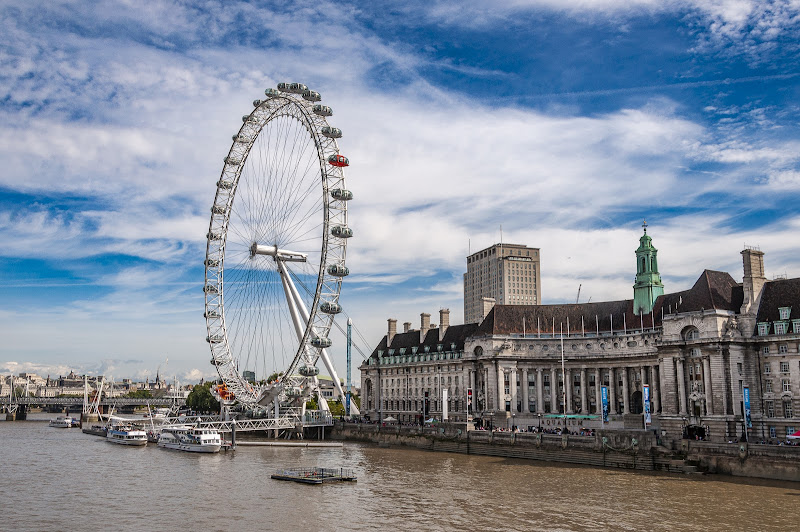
[764,362,771,374]
[783,380,791,393]
[779,344,788,354]
[774,322,788,335]
[758,323,770,336]
[789,427,797,436]
[779,307,791,320]
[763,346,770,355]
[784,401,793,418]
[737,362,743,375]
[769,426,777,438]
[793,320,800,334]
[765,380,773,393]
[766,400,775,418]
[781,362,790,373]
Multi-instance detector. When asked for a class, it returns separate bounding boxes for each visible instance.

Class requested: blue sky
[3,0,800,384]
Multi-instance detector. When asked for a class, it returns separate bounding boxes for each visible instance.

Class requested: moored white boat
[106,424,148,446]
[157,425,222,453]
[49,416,77,428]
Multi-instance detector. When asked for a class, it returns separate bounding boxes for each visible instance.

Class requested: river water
[2,414,798,531]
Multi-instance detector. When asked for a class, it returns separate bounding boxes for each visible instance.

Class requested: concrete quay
[332,422,800,482]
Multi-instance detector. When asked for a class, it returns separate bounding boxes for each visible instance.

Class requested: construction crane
[575,284,582,304]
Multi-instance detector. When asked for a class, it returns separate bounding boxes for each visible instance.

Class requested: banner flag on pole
[743,386,752,428]
[643,384,651,425]
[601,386,609,423]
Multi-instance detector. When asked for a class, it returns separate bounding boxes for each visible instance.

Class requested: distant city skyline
[3,1,800,382]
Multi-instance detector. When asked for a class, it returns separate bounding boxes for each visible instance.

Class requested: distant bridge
[5,396,183,409]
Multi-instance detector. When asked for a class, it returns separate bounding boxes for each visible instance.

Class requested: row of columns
[476,365,662,415]
[672,355,715,416]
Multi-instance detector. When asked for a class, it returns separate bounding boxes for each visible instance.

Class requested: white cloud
[2,0,799,382]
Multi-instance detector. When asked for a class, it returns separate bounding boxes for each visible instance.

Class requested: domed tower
[633,220,664,315]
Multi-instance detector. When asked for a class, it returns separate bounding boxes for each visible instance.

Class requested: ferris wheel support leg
[280,262,351,411]
[277,259,309,345]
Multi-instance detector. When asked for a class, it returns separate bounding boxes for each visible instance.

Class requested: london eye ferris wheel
[203,82,356,415]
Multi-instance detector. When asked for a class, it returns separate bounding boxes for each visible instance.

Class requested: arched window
[682,327,700,341]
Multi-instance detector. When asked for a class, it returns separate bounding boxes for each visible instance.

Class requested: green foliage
[306,397,319,410]
[125,389,153,399]
[327,399,345,417]
[325,395,359,417]
[267,372,282,383]
[185,382,220,413]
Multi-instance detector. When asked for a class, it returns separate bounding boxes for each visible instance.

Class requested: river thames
[3,415,797,531]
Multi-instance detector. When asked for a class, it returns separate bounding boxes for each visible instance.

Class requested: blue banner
[643,384,651,425]
[601,386,609,423]
[345,393,351,417]
[743,386,752,428]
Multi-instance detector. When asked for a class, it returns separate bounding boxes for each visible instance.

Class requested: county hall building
[360,227,800,446]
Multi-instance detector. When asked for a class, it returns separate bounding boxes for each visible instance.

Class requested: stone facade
[362,237,800,447]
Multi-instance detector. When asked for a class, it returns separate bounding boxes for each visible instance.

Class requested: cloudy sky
[3,0,800,384]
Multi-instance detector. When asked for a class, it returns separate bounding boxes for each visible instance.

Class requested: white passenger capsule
[327,264,349,277]
[320,302,342,314]
[299,365,320,377]
[265,88,281,97]
[288,83,308,94]
[330,189,353,201]
[311,337,332,348]
[302,90,321,102]
[313,104,332,116]
[321,126,342,138]
[331,225,353,238]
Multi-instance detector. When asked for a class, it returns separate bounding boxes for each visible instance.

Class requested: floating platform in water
[271,467,356,485]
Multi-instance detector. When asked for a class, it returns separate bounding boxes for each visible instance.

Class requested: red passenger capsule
[327,154,349,167]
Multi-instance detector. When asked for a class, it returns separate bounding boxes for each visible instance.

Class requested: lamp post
[537,413,542,432]
[512,413,516,432]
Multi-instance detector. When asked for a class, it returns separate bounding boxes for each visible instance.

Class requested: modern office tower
[464,243,541,324]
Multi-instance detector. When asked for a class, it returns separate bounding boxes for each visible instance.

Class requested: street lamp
[537,413,542,432]
[512,413,516,432]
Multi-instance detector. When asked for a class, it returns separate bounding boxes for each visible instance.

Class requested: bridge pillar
[81,412,100,427]
[6,405,27,421]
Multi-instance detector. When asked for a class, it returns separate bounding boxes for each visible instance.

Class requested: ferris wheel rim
[203,86,350,408]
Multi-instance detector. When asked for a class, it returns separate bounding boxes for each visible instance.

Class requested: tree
[126,389,153,399]
[185,382,220,413]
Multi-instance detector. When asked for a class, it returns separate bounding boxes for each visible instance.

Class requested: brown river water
[2,414,798,531]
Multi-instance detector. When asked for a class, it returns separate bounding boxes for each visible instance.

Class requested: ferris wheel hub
[249,243,308,262]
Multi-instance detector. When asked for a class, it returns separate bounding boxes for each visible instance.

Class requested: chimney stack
[420,313,431,344]
[439,308,450,341]
[481,297,496,322]
[403,322,412,333]
[740,248,766,316]
[387,318,397,346]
